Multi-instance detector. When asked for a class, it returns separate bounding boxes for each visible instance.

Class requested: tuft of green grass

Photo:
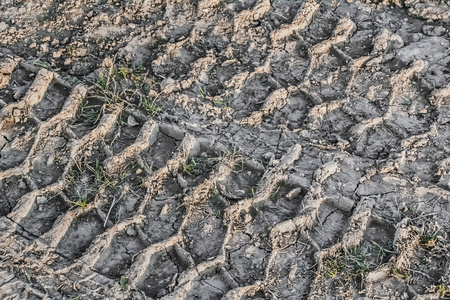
[269,192,277,201]
[324,257,345,278]
[91,64,167,124]
[183,157,200,175]
[94,71,124,105]
[66,170,76,186]
[82,107,102,125]
[438,284,450,296]
[76,99,103,126]
[198,86,208,99]
[138,95,161,118]
[344,246,371,279]
[354,259,370,275]
[391,266,408,280]
[131,73,144,86]
[67,192,89,208]
[426,283,450,296]
[134,64,145,73]
[368,241,396,264]
[213,99,229,110]
[322,246,375,282]
[86,159,122,190]
[370,242,385,259]
[117,115,129,128]
[107,92,122,104]
[420,230,439,249]
[117,67,129,79]
[119,276,127,291]
[66,44,77,56]
[72,77,82,85]
[96,72,108,90]
[34,60,48,69]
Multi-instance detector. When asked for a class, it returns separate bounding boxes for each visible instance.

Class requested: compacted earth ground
[0,0,450,299]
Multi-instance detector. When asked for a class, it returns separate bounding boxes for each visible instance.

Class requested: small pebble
[126,227,137,236]
[36,196,48,204]
[263,152,274,160]
[127,115,139,127]
[18,181,27,189]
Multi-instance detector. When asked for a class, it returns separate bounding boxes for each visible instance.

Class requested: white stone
[127,115,139,127]
[36,196,48,204]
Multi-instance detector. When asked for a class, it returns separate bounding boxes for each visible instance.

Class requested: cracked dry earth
[1,0,450,299]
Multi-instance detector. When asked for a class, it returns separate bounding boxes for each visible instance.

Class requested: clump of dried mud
[0,0,450,299]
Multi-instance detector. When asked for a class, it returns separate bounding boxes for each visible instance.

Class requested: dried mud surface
[1,0,450,299]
